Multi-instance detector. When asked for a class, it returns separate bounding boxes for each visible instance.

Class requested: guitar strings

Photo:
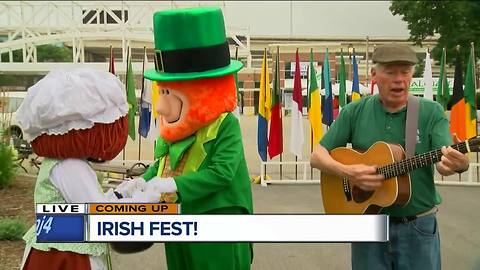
[377,141,469,179]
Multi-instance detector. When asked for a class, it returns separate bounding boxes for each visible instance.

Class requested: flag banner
[351,50,361,101]
[268,46,283,159]
[437,48,450,110]
[139,49,151,138]
[370,80,378,95]
[338,52,347,109]
[139,106,151,138]
[34,203,388,243]
[423,49,434,100]
[233,72,241,118]
[257,49,271,161]
[308,48,323,145]
[290,49,304,158]
[108,46,115,75]
[322,49,333,126]
[148,81,160,142]
[126,54,137,140]
[464,44,477,139]
[449,50,466,140]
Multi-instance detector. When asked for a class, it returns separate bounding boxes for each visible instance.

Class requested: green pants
[165,207,252,270]
[165,241,251,270]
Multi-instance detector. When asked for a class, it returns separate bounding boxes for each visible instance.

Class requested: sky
[0,1,411,39]
[210,1,410,38]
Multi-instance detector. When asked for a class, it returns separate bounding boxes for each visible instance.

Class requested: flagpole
[264,48,267,182]
[277,46,283,179]
[138,46,147,161]
[122,47,130,165]
[456,45,462,182]
[471,42,479,182]
[296,49,298,180]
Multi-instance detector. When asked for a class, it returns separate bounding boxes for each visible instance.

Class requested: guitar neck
[377,140,472,179]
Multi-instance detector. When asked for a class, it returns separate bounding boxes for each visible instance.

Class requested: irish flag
[449,50,466,140]
[464,43,477,139]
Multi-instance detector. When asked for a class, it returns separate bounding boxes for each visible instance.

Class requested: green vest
[143,112,253,214]
[23,158,108,256]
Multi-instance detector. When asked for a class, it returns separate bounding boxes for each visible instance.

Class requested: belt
[389,206,438,224]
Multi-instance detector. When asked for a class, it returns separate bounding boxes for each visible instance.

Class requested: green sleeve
[430,102,453,150]
[320,105,353,151]
[142,161,158,181]
[174,114,242,203]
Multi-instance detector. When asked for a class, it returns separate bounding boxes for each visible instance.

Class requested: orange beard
[156,75,237,142]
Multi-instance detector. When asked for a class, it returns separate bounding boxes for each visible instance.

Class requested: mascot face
[156,88,188,125]
[155,74,237,142]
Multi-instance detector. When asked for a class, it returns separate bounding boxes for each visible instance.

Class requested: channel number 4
[36,216,53,236]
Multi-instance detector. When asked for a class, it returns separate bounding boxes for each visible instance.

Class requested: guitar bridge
[343,178,352,201]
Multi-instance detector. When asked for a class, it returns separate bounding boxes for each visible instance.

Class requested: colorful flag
[126,53,137,140]
[233,46,241,118]
[464,43,477,139]
[108,45,115,75]
[351,50,361,101]
[338,51,347,109]
[139,48,151,138]
[257,49,271,161]
[233,72,241,118]
[268,46,283,159]
[307,48,323,145]
[147,81,160,143]
[370,80,378,95]
[322,48,333,126]
[290,49,304,158]
[437,48,450,110]
[449,50,466,140]
[423,49,434,100]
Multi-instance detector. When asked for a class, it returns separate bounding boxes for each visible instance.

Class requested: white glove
[145,177,177,194]
[131,189,161,203]
[115,178,146,198]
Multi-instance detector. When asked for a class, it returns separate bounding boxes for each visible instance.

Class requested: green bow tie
[155,136,196,170]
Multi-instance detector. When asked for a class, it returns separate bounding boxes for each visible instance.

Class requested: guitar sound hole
[352,186,375,203]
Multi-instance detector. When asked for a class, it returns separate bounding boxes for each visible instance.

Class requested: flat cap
[372,43,418,65]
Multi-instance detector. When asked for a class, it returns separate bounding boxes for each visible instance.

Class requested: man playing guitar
[310,44,470,270]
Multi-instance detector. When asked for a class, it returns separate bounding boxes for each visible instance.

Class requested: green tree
[0,44,72,62]
[0,44,72,87]
[390,1,480,65]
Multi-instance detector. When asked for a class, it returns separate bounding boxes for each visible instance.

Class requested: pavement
[109,115,480,269]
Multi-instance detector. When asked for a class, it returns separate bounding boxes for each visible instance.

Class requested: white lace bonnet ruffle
[16,68,128,142]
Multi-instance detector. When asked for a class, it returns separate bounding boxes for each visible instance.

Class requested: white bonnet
[16,68,128,142]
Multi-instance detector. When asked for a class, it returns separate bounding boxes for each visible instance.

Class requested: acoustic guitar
[321,139,477,214]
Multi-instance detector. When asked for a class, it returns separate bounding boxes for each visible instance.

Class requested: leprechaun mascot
[133,7,253,270]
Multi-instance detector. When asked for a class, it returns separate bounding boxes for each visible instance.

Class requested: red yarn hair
[32,116,128,160]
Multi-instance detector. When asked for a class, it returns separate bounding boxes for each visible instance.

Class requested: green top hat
[144,7,243,81]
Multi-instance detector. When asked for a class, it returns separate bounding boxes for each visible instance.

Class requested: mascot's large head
[144,7,243,142]
[16,68,128,161]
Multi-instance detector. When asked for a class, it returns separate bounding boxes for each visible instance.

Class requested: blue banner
[36,214,85,243]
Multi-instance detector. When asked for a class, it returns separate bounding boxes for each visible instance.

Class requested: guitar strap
[405,95,419,158]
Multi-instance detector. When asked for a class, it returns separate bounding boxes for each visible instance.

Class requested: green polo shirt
[320,95,452,217]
